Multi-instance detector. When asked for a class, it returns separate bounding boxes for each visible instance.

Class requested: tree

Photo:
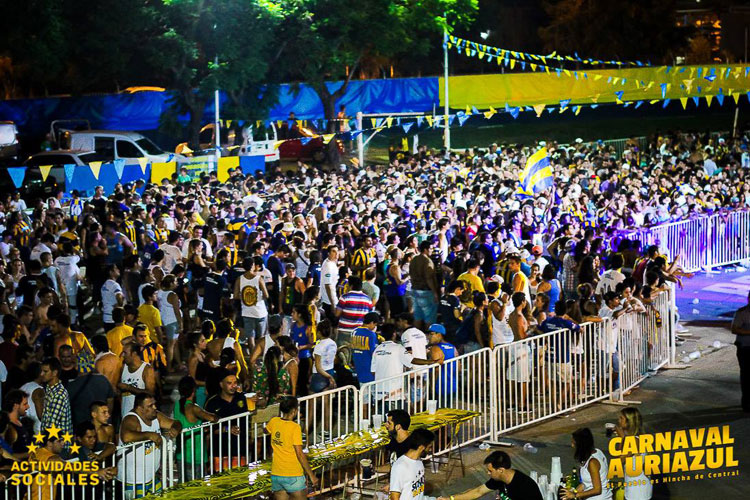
[278,0,478,132]
[146,0,284,148]
[539,0,690,64]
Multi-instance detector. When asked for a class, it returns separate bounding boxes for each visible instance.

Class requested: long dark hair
[572,427,596,464]
[293,304,311,326]
[178,376,197,415]
[265,346,282,399]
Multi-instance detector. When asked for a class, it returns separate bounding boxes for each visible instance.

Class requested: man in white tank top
[118,393,182,496]
[233,257,269,352]
[21,367,45,435]
[117,343,157,419]
[489,293,515,347]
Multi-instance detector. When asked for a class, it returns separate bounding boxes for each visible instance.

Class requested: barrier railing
[492,320,611,436]
[358,348,494,454]
[617,209,750,273]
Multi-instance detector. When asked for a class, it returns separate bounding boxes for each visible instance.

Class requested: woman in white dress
[562,427,612,500]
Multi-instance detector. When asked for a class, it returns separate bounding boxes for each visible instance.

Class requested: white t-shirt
[313,338,338,373]
[595,269,626,296]
[101,279,123,323]
[159,243,182,273]
[371,341,413,400]
[401,328,427,360]
[54,255,80,288]
[30,243,52,263]
[390,454,426,500]
[598,304,621,353]
[320,258,339,305]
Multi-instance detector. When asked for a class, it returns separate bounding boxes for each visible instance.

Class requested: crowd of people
[0,128,743,498]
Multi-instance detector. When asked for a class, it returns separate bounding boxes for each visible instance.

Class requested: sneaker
[675,323,689,333]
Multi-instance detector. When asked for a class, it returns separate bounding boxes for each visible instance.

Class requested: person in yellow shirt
[265,397,318,499]
[137,285,163,344]
[457,258,485,308]
[106,307,133,357]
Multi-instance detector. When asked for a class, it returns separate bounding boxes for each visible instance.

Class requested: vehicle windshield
[135,137,164,155]
[0,125,17,146]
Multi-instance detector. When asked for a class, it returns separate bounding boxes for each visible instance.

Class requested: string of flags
[445,34,651,68]
[445,34,750,96]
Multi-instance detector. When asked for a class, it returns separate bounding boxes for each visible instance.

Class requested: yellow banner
[151,162,177,183]
[217,156,240,183]
[440,65,750,109]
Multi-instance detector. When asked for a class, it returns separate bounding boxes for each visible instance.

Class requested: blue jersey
[290,322,312,359]
[351,327,378,383]
[436,341,457,396]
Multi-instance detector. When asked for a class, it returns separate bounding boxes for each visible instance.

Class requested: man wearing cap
[426,324,457,397]
[530,246,549,272]
[351,312,381,385]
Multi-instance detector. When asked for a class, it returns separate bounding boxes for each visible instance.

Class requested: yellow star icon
[69,443,81,455]
[61,432,73,444]
[34,433,45,444]
[27,443,38,454]
[45,424,61,439]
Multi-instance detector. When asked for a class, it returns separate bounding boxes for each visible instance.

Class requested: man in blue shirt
[538,301,580,397]
[351,312,381,384]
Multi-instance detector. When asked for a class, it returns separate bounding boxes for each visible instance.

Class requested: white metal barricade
[297,385,359,447]
[358,348,493,454]
[114,436,173,499]
[710,210,750,268]
[492,321,611,437]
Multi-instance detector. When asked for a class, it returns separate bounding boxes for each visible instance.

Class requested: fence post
[489,346,498,442]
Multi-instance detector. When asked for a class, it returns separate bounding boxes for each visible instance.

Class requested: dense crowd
[0,129,745,496]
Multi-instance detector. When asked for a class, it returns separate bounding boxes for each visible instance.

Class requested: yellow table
[146,408,479,500]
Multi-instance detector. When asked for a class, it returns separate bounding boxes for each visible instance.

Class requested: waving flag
[517,147,552,198]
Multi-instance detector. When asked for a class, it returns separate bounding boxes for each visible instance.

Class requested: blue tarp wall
[0,77,439,138]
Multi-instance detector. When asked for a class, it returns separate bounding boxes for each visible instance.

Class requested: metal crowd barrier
[358,348,494,455]
[491,320,612,437]
[618,209,750,273]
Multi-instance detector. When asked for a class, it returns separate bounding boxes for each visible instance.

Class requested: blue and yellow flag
[516,147,552,198]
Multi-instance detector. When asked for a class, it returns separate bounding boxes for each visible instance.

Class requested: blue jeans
[412,289,437,324]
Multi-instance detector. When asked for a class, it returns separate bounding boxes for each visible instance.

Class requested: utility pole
[443,26,451,151]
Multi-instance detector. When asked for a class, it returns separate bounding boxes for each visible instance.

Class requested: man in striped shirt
[335,276,373,366]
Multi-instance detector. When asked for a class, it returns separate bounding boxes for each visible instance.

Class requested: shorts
[554,362,573,382]
[123,479,162,500]
[164,322,179,341]
[412,290,437,324]
[310,369,336,393]
[271,475,306,493]
[243,316,267,339]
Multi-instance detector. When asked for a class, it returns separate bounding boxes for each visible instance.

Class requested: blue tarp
[0,78,439,138]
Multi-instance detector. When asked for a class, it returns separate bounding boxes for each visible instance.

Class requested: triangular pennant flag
[662,99,671,108]
[64,164,75,184]
[705,75,716,82]
[635,101,643,109]
[375,118,384,128]
[716,93,725,106]
[137,157,149,175]
[660,83,668,99]
[574,106,582,116]
[446,115,454,126]
[465,105,472,116]
[417,116,424,127]
[649,99,660,105]
[594,74,603,81]
[300,137,312,145]
[734,93,741,105]
[559,99,570,109]
[402,122,414,134]
[434,115,443,127]
[590,104,599,109]
[725,67,732,79]
[89,161,102,180]
[680,97,688,110]
[483,106,497,119]
[509,107,520,119]
[385,117,393,128]
[274,141,285,150]
[692,96,700,107]
[458,114,470,126]
[614,91,624,103]
[509,59,516,70]
[7,167,25,188]
[322,134,335,144]
[683,79,694,92]
[471,106,480,115]
[533,104,546,117]
[39,165,52,182]
[350,129,363,140]
[425,115,434,127]
[530,63,537,71]
[113,159,125,179]
[547,107,556,114]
